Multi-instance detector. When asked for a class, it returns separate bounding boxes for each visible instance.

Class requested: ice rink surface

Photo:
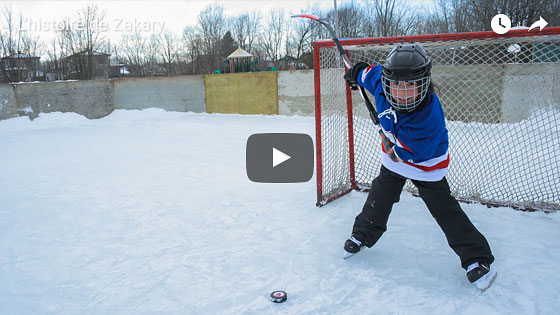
[1,109,559,314]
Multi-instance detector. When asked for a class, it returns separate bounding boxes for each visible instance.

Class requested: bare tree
[0,5,16,56]
[76,3,108,79]
[57,17,76,57]
[44,37,60,80]
[365,0,416,37]
[414,0,473,33]
[546,0,560,26]
[144,34,161,76]
[231,13,249,50]
[330,1,366,38]
[55,3,108,79]
[414,0,455,34]
[154,29,181,76]
[418,0,560,34]
[283,17,295,62]
[259,8,287,68]
[76,4,107,54]
[19,33,42,57]
[469,0,559,30]
[245,11,262,53]
[0,5,43,56]
[182,26,202,74]
[467,0,498,31]
[230,11,262,54]
[0,5,44,82]
[118,31,149,76]
[291,4,324,66]
[196,4,227,72]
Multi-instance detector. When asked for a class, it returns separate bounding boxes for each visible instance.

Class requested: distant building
[0,52,41,83]
[109,61,130,78]
[62,50,111,80]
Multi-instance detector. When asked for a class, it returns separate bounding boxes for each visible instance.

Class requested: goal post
[313,27,560,211]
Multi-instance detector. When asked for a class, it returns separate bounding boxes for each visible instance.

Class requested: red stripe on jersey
[403,154,450,171]
[362,65,376,77]
[396,138,412,152]
[381,143,449,172]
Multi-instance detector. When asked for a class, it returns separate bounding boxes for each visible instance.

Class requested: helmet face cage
[381,75,431,112]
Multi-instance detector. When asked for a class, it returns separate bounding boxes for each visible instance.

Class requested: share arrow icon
[529,17,548,32]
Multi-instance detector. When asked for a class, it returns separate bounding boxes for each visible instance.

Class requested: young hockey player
[343,43,497,290]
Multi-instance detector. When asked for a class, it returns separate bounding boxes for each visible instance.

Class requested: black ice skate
[467,262,497,291]
[343,236,364,259]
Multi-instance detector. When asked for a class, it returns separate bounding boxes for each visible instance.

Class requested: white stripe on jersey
[381,153,447,182]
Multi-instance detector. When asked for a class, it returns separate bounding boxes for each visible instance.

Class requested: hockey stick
[291,14,379,125]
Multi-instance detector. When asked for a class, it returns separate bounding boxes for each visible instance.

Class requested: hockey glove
[379,129,400,162]
[344,62,369,90]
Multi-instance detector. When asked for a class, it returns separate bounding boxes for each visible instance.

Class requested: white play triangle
[272,147,291,167]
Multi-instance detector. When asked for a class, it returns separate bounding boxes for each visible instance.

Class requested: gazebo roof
[227,47,252,59]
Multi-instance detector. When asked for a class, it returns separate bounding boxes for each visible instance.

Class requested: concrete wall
[501,63,560,122]
[278,70,314,116]
[205,71,278,115]
[0,84,17,120]
[432,63,560,123]
[113,75,205,113]
[434,64,506,123]
[1,65,558,122]
[9,80,114,120]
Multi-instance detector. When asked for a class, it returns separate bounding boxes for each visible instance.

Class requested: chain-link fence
[315,29,560,211]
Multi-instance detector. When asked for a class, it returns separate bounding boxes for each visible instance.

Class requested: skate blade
[343,251,358,259]
[475,267,497,291]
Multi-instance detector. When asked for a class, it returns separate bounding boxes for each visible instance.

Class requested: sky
[3,0,434,42]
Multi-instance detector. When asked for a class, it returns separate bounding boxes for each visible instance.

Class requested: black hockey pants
[352,166,494,269]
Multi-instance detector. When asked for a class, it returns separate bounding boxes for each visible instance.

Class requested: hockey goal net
[313,27,560,211]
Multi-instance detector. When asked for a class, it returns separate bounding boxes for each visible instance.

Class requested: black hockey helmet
[382,43,432,112]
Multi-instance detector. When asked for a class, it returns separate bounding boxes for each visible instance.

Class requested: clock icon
[491,14,511,34]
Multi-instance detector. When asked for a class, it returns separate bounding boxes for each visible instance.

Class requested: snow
[20,106,34,114]
[1,109,559,314]
[12,81,43,84]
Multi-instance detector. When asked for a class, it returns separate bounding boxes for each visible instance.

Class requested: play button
[273,147,291,167]
[246,133,313,183]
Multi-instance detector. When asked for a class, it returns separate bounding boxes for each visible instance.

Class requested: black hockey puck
[270,290,287,303]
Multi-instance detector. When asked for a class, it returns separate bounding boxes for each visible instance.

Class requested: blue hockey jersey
[357,65,449,181]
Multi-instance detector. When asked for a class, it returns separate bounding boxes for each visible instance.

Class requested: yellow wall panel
[205,72,278,115]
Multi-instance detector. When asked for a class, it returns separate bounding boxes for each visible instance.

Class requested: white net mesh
[315,31,560,211]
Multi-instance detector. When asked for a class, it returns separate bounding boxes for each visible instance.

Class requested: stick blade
[291,14,320,21]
